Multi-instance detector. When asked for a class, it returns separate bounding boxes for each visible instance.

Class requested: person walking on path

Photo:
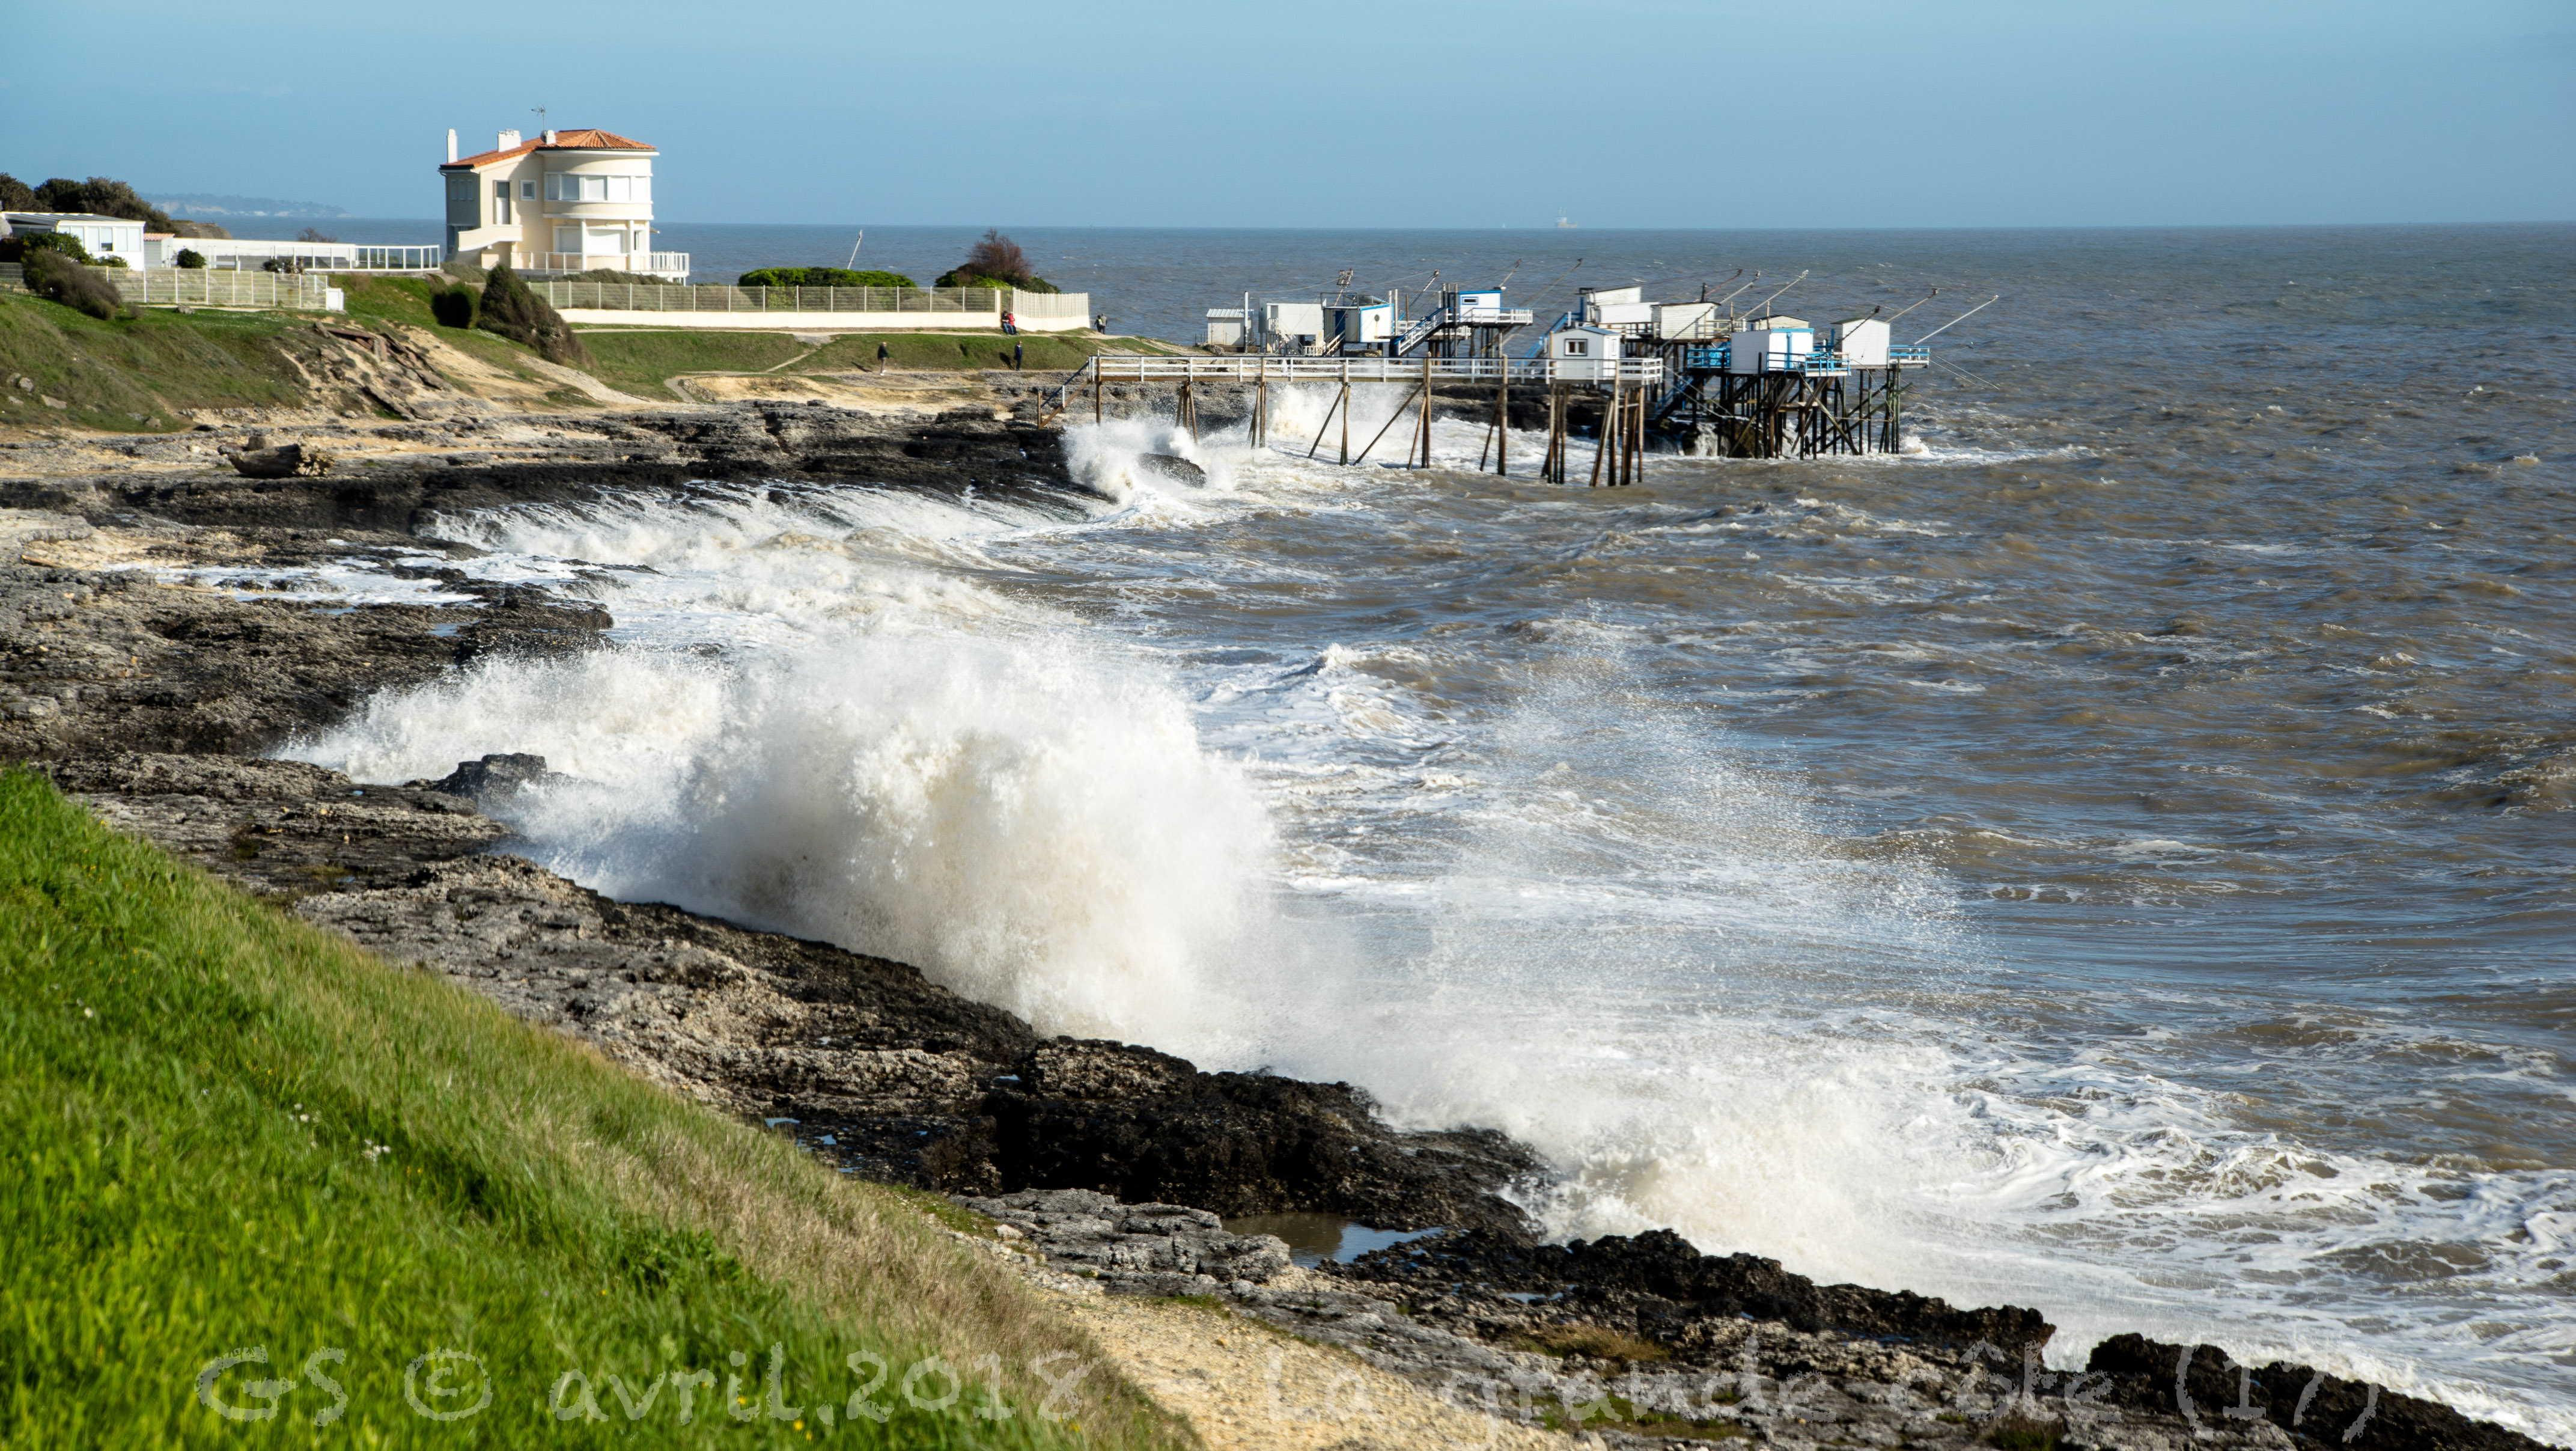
[1094,314,1107,333]
[1000,310,1018,336]
[875,340,889,370]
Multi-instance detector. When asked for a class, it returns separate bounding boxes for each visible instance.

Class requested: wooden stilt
[1493,363,1509,477]
[1092,362,1102,424]
[1419,353,1433,468]
[1305,384,1345,461]
[1591,380,1615,488]
[1354,383,1421,464]
[1338,374,1351,466]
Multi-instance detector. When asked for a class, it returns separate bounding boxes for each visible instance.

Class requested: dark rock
[2086,1333,2556,1451]
[225,442,332,479]
[1338,1226,2052,1355]
[424,751,559,803]
[1136,453,1206,487]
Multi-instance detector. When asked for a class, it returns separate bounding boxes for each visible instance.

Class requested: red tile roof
[442,129,656,170]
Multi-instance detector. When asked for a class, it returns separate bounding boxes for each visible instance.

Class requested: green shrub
[260,256,303,274]
[935,270,1059,294]
[936,228,1058,293]
[174,248,206,269]
[0,172,36,212]
[21,248,126,321]
[428,284,477,328]
[31,175,175,231]
[5,230,93,266]
[98,255,127,269]
[737,266,919,289]
[477,261,588,365]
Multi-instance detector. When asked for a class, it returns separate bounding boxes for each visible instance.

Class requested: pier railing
[1085,355,1661,385]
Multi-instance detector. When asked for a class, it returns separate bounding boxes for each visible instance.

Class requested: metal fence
[531,281,1089,319]
[1,263,336,310]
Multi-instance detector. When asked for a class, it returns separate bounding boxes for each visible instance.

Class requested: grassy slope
[574,330,1175,402]
[0,770,1184,1449]
[0,293,312,434]
[329,275,592,406]
[0,280,584,431]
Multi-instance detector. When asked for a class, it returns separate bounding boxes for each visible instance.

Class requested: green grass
[570,330,1177,402]
[327,274,568,392]
[0,769,1186,1449]
[568,331,811,401]
[0,292,312,433]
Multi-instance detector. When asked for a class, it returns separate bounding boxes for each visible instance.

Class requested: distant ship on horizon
[1556,210,1579,229]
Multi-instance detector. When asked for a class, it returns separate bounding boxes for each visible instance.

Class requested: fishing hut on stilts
[1050,279,1984,484]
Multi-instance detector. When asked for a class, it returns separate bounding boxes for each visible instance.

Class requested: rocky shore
[1,417,2557,1451]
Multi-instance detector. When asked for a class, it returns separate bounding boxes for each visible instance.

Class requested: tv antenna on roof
[531,106,548,131]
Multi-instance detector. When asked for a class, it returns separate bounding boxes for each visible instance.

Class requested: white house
[4,212,146,266]
[438,127,687,278]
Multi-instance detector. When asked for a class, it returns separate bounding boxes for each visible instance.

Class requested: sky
[5,0,2570,230]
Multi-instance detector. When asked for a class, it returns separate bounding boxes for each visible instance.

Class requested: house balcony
[524,252,690,279]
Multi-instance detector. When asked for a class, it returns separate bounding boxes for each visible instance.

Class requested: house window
[1565,339,1588,356]
[554,226,580,254]
[543,173,645,204]
[520,180,536,200]
[493,181,511,225]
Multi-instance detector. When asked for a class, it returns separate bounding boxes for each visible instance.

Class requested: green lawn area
[571,330,1178,402]
[0,769,1181,1449]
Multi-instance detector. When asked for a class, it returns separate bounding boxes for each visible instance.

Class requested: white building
[138,235,443,272]
[1830,317,1890,367]
[1547,323,1623,380]
[438,126,687,278]
[4,212,147,266]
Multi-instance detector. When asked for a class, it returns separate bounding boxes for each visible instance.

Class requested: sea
[285,221,2573,1438]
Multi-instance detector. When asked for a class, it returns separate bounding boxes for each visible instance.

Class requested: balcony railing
[522,252,691,277]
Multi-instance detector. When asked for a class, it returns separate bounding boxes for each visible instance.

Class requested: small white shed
[1831,317,1890,367]
[1327,301,1393,347]
[1548,325,1622,380]
[1264,301,1324,349]
[1728,325,1815,375]
[1579,285,1643,325]
[1655,301,1718,338]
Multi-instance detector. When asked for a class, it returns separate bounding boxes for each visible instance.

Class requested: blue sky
[6,0,2569,228]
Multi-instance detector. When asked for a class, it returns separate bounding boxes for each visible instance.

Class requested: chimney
[496,129,521,151]
[445,129,457,163]
[543,129,557,146]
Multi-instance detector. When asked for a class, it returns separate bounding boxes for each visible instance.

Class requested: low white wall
[557,310,1091,333]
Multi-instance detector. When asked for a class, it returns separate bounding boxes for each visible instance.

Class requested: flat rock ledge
[961,1192,2552,1451]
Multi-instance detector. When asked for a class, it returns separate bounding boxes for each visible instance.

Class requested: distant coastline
[151,192,350,219]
